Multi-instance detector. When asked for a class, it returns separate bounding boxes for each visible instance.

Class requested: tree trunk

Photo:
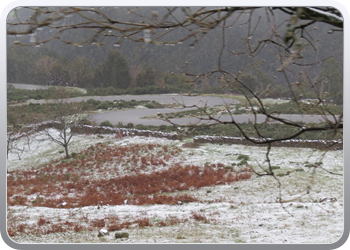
[64,144,69,159]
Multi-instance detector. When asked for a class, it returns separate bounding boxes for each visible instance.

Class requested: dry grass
[7,142,252,237]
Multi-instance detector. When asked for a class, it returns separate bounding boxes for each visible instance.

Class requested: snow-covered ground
[6,130,344,244]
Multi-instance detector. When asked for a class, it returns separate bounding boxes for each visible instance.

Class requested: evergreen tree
[94,50,131,89]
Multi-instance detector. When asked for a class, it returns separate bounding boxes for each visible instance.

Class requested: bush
[86,98,101,106]
[115,232,129,239]
[237,154,250,165]
[159,125,168,131]
[237,154,249,161]
[96,102,111,110]
[100,120,114,127]
[78,117,92,125]
[144,103,156,109]
[116,122,124,128]
[126,123,134,128]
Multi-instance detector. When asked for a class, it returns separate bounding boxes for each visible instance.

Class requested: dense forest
[7,7,343,101]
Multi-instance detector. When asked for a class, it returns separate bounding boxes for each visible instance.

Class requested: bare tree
[44,88,83,158]
[35,55,68,85]
[7,109,33,162]
[7,125,27,160]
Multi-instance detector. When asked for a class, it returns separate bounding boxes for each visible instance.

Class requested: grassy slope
[6,131,343,244]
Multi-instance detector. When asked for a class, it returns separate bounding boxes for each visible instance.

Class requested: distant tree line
[7,7,343,102]
[7,42,342,103]
[7,45,193,94]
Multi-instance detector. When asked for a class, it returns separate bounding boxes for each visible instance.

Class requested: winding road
[83,95,335,126]
[10,83,336,126]
[89,109,335,126]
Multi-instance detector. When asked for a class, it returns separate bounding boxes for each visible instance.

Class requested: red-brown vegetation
[7,143,251,208]
[7,142,252,237]
[7,210,190,237]
[191,211,209,223]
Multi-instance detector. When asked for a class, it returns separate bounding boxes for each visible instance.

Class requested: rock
[115,232,129,239]
[98,228,109,237]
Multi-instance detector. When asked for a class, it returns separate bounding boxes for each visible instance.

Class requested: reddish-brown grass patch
[7,143,251,208]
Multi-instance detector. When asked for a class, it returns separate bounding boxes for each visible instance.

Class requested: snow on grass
[7,130,344,244]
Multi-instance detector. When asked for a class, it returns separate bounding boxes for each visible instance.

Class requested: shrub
[126,123,134,128]
[37,217,47,226]
[100,120,114,127]
[115,232,129,239]
[237,154,250,165]
[107,223,122,231]
[78,117,92,125]
[134,218,152,228]
[116,122,124,128]
[97,102,111,110]
[159,125,167,131]
[191,211,209,223]
[145,101,162,109]
[86,98,101,106]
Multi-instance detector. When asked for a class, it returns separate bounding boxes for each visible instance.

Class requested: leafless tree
[7,109,33,162]
[44,88,83,158]
[7,125,27,160]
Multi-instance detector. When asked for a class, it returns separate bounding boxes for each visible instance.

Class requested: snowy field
[6,130,344,244]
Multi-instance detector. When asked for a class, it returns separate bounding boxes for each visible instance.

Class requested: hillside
[7,128,343,243]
